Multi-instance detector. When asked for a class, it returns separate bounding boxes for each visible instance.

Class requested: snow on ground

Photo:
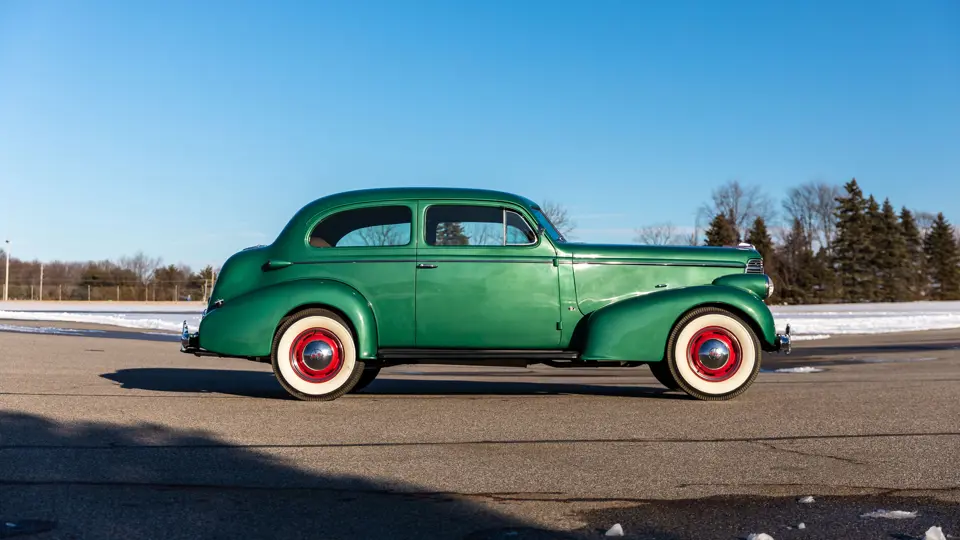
[0,311,201,333]
[860,509,918,519]
[771,366,826,374]
[0,323,107,336]
[0,302,202,333]
[0,300,958,337]
[771,301,960,341]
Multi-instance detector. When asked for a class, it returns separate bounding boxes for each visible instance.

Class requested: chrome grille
[745,259,764,274]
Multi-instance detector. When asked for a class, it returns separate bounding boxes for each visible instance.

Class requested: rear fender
[580,285,777,362]
[198,279,378,359]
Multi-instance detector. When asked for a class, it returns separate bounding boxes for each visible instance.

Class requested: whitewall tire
[271,308,365,401]
[665,307,761,401]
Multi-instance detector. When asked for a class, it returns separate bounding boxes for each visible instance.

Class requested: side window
[505,210,537,245]
[424,205,537,246]
[309,205,412,248]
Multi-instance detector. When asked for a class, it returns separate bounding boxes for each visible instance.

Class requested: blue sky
[1,0,957,270]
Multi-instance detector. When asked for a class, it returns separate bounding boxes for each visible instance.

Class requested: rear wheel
[271,309,365,401]
[665,307,761,401]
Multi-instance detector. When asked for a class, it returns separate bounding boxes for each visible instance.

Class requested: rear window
[309,206,412,247]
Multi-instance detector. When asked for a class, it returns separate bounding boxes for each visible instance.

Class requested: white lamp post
[3,240,9,302]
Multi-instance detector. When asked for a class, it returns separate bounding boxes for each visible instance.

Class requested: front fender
[198,279,378,359]
[580,285,777,362]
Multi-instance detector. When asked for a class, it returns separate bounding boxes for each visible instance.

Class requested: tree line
[0,251,217,302]
[3,185,956,305]
[635,178,960,304]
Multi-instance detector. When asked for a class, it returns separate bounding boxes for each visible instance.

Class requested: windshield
[531,207,566,243]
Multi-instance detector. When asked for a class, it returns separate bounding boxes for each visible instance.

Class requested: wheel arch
[198,279,379,359]
[578,285,778,362]
[667,301,767,359]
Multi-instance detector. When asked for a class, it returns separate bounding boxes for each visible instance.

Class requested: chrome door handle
[416,263,438,269]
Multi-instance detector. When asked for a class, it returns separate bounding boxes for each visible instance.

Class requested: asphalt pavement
[1,321,958,539]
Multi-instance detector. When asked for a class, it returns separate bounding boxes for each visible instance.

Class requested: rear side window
[309,205,412,248]
[424,205,537,246]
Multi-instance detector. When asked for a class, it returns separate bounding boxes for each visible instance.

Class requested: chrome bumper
[775,324,792,354]
[180,321,200,354]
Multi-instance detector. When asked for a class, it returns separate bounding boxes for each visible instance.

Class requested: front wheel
[648,361,681,390]
[665,307,761,401]
[271,309,366,401]
[349,366,381,393]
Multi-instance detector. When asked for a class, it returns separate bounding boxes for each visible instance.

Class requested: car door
[297,201,418,347]
[414,200,562,349]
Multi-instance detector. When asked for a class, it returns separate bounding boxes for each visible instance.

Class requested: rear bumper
[179,321,222,357]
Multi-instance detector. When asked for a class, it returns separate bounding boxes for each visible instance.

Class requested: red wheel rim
[686,326,741,382]
[290,328,343,383]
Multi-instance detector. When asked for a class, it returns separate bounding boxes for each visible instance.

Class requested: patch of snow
[0,310,201,332]
[926,526,947,540]
[772,301,960,338]
[0,323,106,336]
[798,496,815,503]
[604,523,624,537]
[860,509,918,519]
[747,534,775,540]
[773,367,826,374]
[790,334,832,341]
[798,523,806,530]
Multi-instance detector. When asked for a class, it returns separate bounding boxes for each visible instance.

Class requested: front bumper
[775,324,792,354]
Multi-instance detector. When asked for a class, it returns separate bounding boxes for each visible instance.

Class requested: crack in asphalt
[675,482,960,497]
[752,440,869,465]
[1,431,957,450]
[2,478,959,505]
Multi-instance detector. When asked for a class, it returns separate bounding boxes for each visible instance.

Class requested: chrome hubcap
[697,338,730,370]
[301,340,335,371]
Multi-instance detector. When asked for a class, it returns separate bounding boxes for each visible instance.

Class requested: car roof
[274,187,544,245]
[304,187,540,210]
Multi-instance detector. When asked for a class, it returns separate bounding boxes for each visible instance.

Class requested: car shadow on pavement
[100,368,687,400]
[0,411,589,540]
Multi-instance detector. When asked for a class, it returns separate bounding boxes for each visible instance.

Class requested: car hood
[558,243,760,267]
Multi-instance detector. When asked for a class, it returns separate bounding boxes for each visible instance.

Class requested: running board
[377,348,580,362]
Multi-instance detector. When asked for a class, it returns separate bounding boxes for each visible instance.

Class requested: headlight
[764,275,775,299]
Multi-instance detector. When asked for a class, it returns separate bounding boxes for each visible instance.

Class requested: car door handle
[417,263,438,269]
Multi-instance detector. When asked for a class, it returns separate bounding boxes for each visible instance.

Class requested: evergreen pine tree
[435,222,470,245]
[832,179,872,302]
[900,207,926,300]
[861,195,883,302]
[704,212,740,246]
[777,219,816,304]
[746,217,778,300]
[923,213,960,300]
[874,198,909,301]
[811,248,837,303]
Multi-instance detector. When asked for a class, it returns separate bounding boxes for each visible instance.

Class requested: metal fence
[0,281,212,303]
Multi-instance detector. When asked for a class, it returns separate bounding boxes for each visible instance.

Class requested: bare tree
[538,199,576,238]
[782,181,841,252]
[915,211,937,236]
[698,180,772,240]
[634,223,681,245]
[119,251,162,287]
[357,225,405,246]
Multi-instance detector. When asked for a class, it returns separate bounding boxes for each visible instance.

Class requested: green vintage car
[181,187,790,401]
